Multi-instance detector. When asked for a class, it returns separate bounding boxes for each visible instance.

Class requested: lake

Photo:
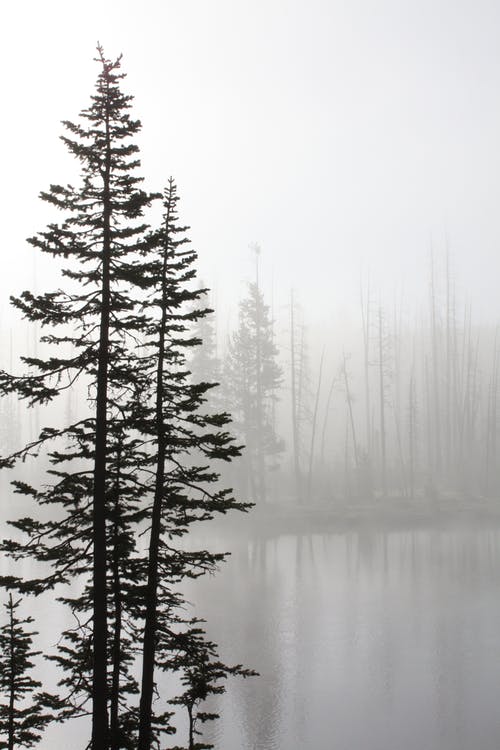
[185,522,500,750]
[8,517,500,749]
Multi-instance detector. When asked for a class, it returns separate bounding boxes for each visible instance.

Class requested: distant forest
[192,248,499,505]
[6,246,495,508]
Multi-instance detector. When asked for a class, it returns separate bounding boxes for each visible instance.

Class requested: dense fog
[1,2,500,749]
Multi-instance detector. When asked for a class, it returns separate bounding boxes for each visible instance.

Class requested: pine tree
[0,595,50,749]
[225,281,283,503]
[0,50,251,750]
[189,286,221,390]
[0,46,153,748]
[163,619,255,750]
[133,179,248,750]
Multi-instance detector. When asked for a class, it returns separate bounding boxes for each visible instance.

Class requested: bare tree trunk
[424,356,434,497]
[360,275,371,454]
[408,371,416,501]
[342,351,359,474]
[378,306,387,497]
[392,294,406,497]
[290,290,301,502]
[319,372,337,475]
[430,249,442,479]
[445,242,452,475]
[254,245,265,503]
[307,349,324,501]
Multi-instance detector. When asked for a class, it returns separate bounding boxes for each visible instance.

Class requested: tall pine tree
[0,50,251,750]
[224,280,282,503]
[0,46,153,748]
[134,179,248,749]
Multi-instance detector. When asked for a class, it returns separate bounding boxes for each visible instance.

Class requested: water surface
[187,524,500,750]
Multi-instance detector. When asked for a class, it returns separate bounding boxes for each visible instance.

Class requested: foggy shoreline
[210,496,500,536]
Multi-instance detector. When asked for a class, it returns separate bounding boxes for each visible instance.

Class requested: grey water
[10,520,500,749]
[186,523,500,750]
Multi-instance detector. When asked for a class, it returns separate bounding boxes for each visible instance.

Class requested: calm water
[9,522,500,748]
[185,524,500,750]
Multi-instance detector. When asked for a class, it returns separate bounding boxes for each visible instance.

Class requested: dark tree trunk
[138,194,171,750]
[110,437,123,750]
[8,595,14,750]
[92,83,112,750]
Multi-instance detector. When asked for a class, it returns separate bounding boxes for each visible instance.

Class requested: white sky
[1,0,500,332]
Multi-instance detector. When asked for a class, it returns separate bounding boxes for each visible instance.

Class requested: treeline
[193,250,499,504]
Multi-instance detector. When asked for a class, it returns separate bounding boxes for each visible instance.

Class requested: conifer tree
[135,179,247,750]
[163,619,255,750]
[0,49,251,750]
[189,286,221,389]
[0,595,50,749]
[0,46,153,748]
[224,281,282,503]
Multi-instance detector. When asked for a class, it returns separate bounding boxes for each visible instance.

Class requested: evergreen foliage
[163,618,255,750]
[0,45,154,747]
[0,48,251,750]
[134,178,248,750]
[189,286,221,390]
[224,281,283,502]
[0,595,50,749]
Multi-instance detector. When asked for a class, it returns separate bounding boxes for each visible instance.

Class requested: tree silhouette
[225,281,282,503]
[0,48,251,750]
[135,179,247,750]
[163,619,255,750]
[0,46,153,748]
[0,595,50,749]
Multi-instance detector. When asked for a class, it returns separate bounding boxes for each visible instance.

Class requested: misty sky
[2,0,500,331]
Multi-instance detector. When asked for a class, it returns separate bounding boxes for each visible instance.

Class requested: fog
[1,2,500,749]
[3,0,500,319]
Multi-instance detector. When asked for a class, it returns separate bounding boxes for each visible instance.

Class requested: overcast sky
[1,0,500,331]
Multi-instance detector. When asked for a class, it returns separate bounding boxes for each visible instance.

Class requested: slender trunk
[485,368,493,497]
[457,305,469,475]
[319,373,336,469]
[290,291,301,501]
[297,324,306,502]
[360,276,371,454]
[468,334,480,481]
[92,80,112,750]
[307,348,324,501]
[491,327,499,494]
[430,249,442,476]
[460,312,473,490]
[378,307,387,497]
[393,401,407,499]
[392,297,406,496]
[270,272,276,438]
[138,189,172,750]
[424,357,434,497]
[188,703,194,750]
[343,422,351,500]
[8,595,14,750]
[254,253,265,502]
[342,352,359,472]
[110,436,123,750]
[445,243,451,474]
[451,282,459,483]
[408,372,415,501]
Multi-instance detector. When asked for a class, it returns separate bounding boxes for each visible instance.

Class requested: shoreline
[214,496,500,535]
